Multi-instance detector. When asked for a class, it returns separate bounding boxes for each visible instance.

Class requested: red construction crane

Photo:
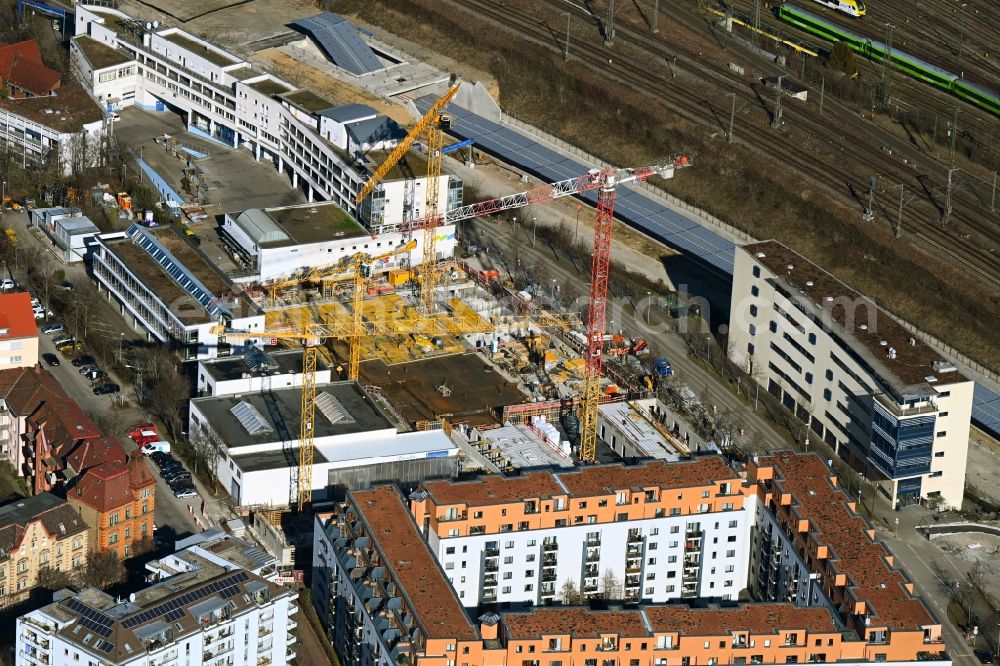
[409,157,692,460]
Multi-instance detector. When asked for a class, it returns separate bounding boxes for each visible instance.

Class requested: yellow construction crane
[213,308,578,511]
[356,83,460,314]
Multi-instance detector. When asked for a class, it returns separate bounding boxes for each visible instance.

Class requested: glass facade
[869,402,935,479]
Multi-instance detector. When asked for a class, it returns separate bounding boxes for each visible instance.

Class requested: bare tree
[37,565,75,591]
[191,426,224,494]
[600,569,622,600]
[559,578,582,605]
[82,550,125,589]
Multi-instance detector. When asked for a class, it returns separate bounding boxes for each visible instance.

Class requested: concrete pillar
[277,157,283,174]
[307,182,313,203]
[254,142,261,161]
[292,171,298,189]
[209,118,216,138]
[232,129,239,149]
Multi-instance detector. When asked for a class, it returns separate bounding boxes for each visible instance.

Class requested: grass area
[298,588,340,666]
[335,0,1000,370]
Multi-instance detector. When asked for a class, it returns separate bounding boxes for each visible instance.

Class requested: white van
[140,441,171,454]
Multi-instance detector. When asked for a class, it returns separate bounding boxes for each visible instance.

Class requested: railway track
[447,0,1000,287]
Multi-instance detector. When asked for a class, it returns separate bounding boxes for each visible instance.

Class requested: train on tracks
[777,3,1000,117]
[809,0,865,17]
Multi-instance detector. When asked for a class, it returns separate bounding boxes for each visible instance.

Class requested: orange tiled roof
[0,293,37,339]
[0,40,61,95]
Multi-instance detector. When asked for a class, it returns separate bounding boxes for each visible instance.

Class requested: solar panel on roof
[316,391,355,425]
[230,400,274,435]
[292,13,382,76]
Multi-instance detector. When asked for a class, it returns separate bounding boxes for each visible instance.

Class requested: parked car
[93,383,120,395]
[60,282,75,292]
[41,353,60,367]
[78,365,99,375]
[129,424,159,446]
[52,335,75,347]
[0,278,14,291]
[40,323,64,335]
[140,441,171,455]
[173,487,198,499]
[33,308,46,320]
[974,651,994,665]
[86,369,107,382]
[149,451,172,465]
[160,469,191,484]
[71,355,96,367]
[57,341,82,353]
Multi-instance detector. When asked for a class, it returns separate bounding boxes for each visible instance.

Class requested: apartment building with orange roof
[746,452,944,661]
[68,453,156,559]
[313,454,948,666]
[409,458,751,606]
[0,293,39,370]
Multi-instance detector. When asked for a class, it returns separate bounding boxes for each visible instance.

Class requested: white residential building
[71,5,463,236]
[92,223,265,360]
[0,82,106,176]
[727,241,974,509]
[407,458,753,606]
[188,381,458,507]
[15,539,297,666]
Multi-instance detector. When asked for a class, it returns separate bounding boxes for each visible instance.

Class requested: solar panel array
[65,599,114,638]
[230,400,274,435]
[974,384,1000,440]
[292,14,382,76]
[416,98,736,273]
[120,571,250,630]
[316,391,355,425]
[127,224,231,319]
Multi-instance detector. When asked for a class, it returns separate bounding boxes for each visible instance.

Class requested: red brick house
[0,40,61,98]
[68,454,156,559]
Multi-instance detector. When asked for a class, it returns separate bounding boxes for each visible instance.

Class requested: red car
[127,423,159,446]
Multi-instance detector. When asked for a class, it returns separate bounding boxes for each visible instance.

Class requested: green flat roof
[75,36,133,70]
[161,31,239,67]
[281,89,335,114]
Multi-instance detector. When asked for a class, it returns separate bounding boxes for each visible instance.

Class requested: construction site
[206,85,696,514]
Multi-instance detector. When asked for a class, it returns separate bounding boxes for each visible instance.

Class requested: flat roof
[281,88,337,114]
[233,446,329,473]
[505,608,647,639]
[102,236,208,325]
[480,424,575,471]
[422,457,739,507]
[159,30,239,66]
[351,486,477,640]
[754,452,934,631]
[0,82,104,133]
[558,457,739,498]
[191,381,393,448]
[367,149,428,182]
[742,241,967,393]
[74,35,133,69]
[201,349,314,382]
[643,604,841,636]
[247,77,293,97]
[599,401,681,461]
[264,203,367,245]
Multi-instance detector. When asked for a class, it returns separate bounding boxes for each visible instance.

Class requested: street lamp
[1,180,5,215]
[645,291,651,322]
[551,278,557,302]
[532,216,537,247]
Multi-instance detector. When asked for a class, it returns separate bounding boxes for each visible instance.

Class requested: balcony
[586,550,601,563]
[541,572,557,582]
[286,648,296,661]
[542,541,558,552]
[627,531,643,544]
[484,561,499,573]
[440,511,468,522]
[485,548,500,558]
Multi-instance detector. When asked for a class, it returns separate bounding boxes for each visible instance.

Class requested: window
[502,586,511,594]
[125,507,132,520]
[937,431,947,437]
[16,559,27,573]
[446,547,455,555]
[939,411,949,417]
[728,520,738,528]
[109,512,120,526]
[826,369,833,381]
[524,584,533,592]
[504,556,514,564]
[750,305,758,317]
[751,285,759,296]
[668,556,677,563]
[769,320,777,333]
[124,527,131,539]
[752,266,761,278]
[670,526,679,534]
[748,343,755,356]
[109,532,119,544]
[666,585,675,592]
[823,388,832,401]
[808,333,816,345]
[805,372,813,384]
[39,550,49,565]
[648,558,657,565]
[726,550,736,557]
[503,572,512,580]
